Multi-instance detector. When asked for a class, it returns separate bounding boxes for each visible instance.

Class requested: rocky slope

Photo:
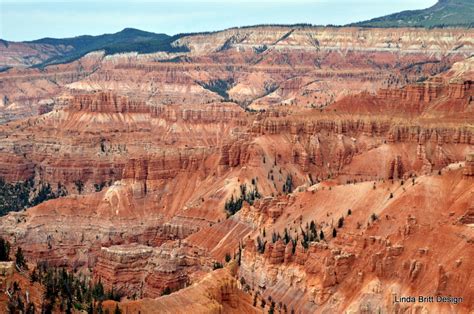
[0,28,178,68]
[0,25,473,313]
[1,26,473,124]
[234,167,473,313]
[102,267,257,314]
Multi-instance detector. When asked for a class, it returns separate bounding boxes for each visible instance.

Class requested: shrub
[371,213,378,221]
[94,182,107,192]
[212,262,223,270]
[161,287,172,296]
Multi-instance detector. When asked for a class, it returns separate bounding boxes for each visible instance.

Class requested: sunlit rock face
[0,24,473,313]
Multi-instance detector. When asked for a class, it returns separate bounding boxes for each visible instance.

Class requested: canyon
[0,23,473,313]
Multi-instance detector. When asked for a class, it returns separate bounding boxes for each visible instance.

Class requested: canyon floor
[0,25,473,313]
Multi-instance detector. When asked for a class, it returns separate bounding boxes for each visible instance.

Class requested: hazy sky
[1,0,437,41]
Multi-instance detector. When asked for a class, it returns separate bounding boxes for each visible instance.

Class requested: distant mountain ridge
[352,0,474,28]
[31,28,189,67]
[19,28,188,67]
[1,1,473,69]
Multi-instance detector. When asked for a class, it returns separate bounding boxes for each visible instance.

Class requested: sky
[1,0,437,41]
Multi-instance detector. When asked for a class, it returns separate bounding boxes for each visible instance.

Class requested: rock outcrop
[0,25,473,314]
[464,153,474,176]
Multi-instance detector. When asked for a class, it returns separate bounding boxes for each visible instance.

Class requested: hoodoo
[0,0,473,313]
[464,153,474,176]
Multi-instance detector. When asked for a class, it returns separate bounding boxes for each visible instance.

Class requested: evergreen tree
[114,304,122,314]
[15,247,27,269]
[309,221,317,241]
[0,237,10,261]
[87,301,94,314]
[74,180,84,195]
[269,301,275,314]
[56,182,68,197]
[0,178,34,216]
[272,231,280,243]
[30,183,54,207]
[338,217,344,228]
[301,239,308,249]
[332,228,337,238]
[92,279,105,301]
[97,301,103,314]
[256,236,266,254]
[283,175,293,194]
[283,228,290,244]
[319,230,325,240]
[31,268,38,283]
[26,302,35,314]
[371,213,378,221]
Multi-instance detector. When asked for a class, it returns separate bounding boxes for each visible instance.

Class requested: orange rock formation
[0,25,473,313]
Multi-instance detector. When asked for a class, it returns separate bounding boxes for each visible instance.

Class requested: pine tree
[87,302,94,314]
[92,279,105,301]
[319,230,325,240]
[31,268,38,283]
[338,217,344,228]
[15,247,27,269]
[332,228,337,238]
[0,237,10,261]
[257,236,266,254]
[283,228,290,244]
[114,304,122,314]
[26,302,35,314]
[97,300,103,314]
[74,180,84,194]
[371,213,378,221]
[30,183,56,207]
[269,301,275,314]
